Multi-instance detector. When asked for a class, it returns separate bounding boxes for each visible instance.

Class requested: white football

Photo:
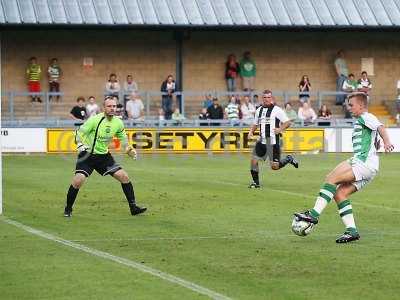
[291,216,315,236]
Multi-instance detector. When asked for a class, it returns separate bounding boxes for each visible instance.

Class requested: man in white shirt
[126,92,144,121]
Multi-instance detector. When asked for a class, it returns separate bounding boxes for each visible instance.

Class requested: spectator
[116,103,124,119]
[203,93,213,108]
[160,74,176,120]
[225,95,240,125]
[299,75,311,104]
[199,107,209,120]
[357,71,372,95]
[207,97,224,125]
[26,56,42,102]
[284,102,298,122]
[70,97,87,121]
[157,108,165,127]
[240,95,256,122]
[86,96,100,117]
[126,92,144,121]
[318,104,332,120]
[225,54,240,92]
[123,74,139,102]
[253,94,260,108]
[342,73,358,93]
[172,108,185,125]
[334,50,349,105]
[240,51,256,91]
[298,102,317,124]
[47,58,62,102]
[105,73,121,98]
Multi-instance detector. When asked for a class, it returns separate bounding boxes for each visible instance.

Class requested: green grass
[1,153,400,299]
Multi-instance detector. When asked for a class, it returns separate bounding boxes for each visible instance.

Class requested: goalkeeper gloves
[126,146,137,160]
[77,142,88,153]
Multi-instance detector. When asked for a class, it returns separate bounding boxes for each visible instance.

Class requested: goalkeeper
[63,97,146,217]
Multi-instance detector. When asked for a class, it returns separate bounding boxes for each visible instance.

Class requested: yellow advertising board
[47,128,324,153]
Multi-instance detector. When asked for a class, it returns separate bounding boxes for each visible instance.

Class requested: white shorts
[349,159,377,191]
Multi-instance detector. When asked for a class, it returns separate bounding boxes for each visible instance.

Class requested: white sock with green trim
[310,183,337,219]
[337,199,358,234]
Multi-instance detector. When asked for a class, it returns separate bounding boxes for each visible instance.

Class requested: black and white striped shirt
[253,105,289,145]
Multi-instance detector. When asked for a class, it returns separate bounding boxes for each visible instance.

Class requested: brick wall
[2,29,400,117]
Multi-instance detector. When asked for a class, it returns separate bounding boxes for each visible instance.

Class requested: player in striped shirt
[295,93,394,243]
[63,97,146,217]
[248,90,299,188]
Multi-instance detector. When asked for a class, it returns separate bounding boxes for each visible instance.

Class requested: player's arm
[75,116,96,152]
[274,108,291,134]
[248,107,260,139]
[377,125,394,152]
[115,123,136,159]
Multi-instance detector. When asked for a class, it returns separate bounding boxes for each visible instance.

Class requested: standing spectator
[357,71,372,96]
[298,102,317,125]
[86,96,100,117]
[70,97,87,121]
[203,93,213,108]
[105,73,121,98]
[342,73,358,93]
[284,102,298,122]
[26,56,42,102]
[225,54,240,92]
[225,96,240,125]
[123,74,139,103]
[299,75,311,104]
[318,104,332,120]
[160,74,176,120]
[126,92,144,121]
[47,58,62,101]
[240,51,256,91]
[334,50,349,105]
[240,95,256,122]
[207,97,224,125]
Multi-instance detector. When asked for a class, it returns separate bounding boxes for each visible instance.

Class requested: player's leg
[64,173,87,217]
[334,183,360,243]
[249,158,260,188]
[269,142,298,171]
[112,169,147,215]
[295,160,355,224]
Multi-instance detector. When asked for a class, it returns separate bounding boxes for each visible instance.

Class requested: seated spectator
[172,108,185,125]
[116,103,124,119]
[357,71,372,95]
[342,73,358,93]
[240,95,256,122]
[225,96,240,125]
[298,102,317,124]
[284,102,298,122]
[105,73,121,98]
[253,94,259,107]
[203,94,213,108]
[124,74,138,102]
[70,97,87,121]
[86,96,100,117]
[207,97,224,126]
[158,108,165,121]
[299,75,311,104]
[126,92,144,121]
[26,56,42,103]
[199,107,209,120]
[318,104,332,120]
[47,58,62,101]
[161,74,176,120]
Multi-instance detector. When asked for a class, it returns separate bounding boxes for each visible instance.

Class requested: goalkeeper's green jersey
[76,113,128,154]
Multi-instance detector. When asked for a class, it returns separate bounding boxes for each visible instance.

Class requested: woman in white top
[298,102,317,124]
[240,95,256,122]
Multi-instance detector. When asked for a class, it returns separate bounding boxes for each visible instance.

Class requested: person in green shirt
[63,97,146,217]
[239,51,256,91]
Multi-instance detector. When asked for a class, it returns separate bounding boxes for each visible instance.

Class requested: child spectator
[239,51,256,91]
[199,107,209,120]
[318,104,332,120]
[298,102,317,125]
[26,56,42,102]
[357,71,372,95]
[105,73,121,98]
[70,97,87,121]
[172,108,185,125]
[47,58,62,101]
[342,73,358,92]
[299,75,311,104]
[225,54,240,92]
[284,102,298,122]
[86,96,100,117]
[161,74,176,120]
[126,92,144,121]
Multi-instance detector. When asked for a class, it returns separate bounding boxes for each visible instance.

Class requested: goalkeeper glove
[126,146,137,160]
[77,142,88,153]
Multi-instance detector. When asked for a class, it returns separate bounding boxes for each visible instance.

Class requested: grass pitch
[1,153,400,299]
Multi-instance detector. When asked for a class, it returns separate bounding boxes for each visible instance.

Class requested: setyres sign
[47,128,324,153]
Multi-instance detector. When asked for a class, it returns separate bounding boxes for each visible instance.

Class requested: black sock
[279,156,291,168]
[121,182,136,206]
[250,170,259,185]
[66,185,79,210]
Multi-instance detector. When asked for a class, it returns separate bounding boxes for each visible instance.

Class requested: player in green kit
[63,97,146,217]
[294,93,394,243]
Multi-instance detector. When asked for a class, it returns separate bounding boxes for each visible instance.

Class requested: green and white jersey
[351,112,382,171]
[76,113,128,154]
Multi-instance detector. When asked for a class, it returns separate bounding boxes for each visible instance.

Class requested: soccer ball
[291,216,315,236]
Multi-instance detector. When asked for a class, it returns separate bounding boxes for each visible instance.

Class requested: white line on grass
[1,217,232,300]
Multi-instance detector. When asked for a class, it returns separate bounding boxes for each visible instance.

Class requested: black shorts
[252,140,281,162]
[75,152,122,177]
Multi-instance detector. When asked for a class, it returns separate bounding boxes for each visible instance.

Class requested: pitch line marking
[1,217,232,300]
